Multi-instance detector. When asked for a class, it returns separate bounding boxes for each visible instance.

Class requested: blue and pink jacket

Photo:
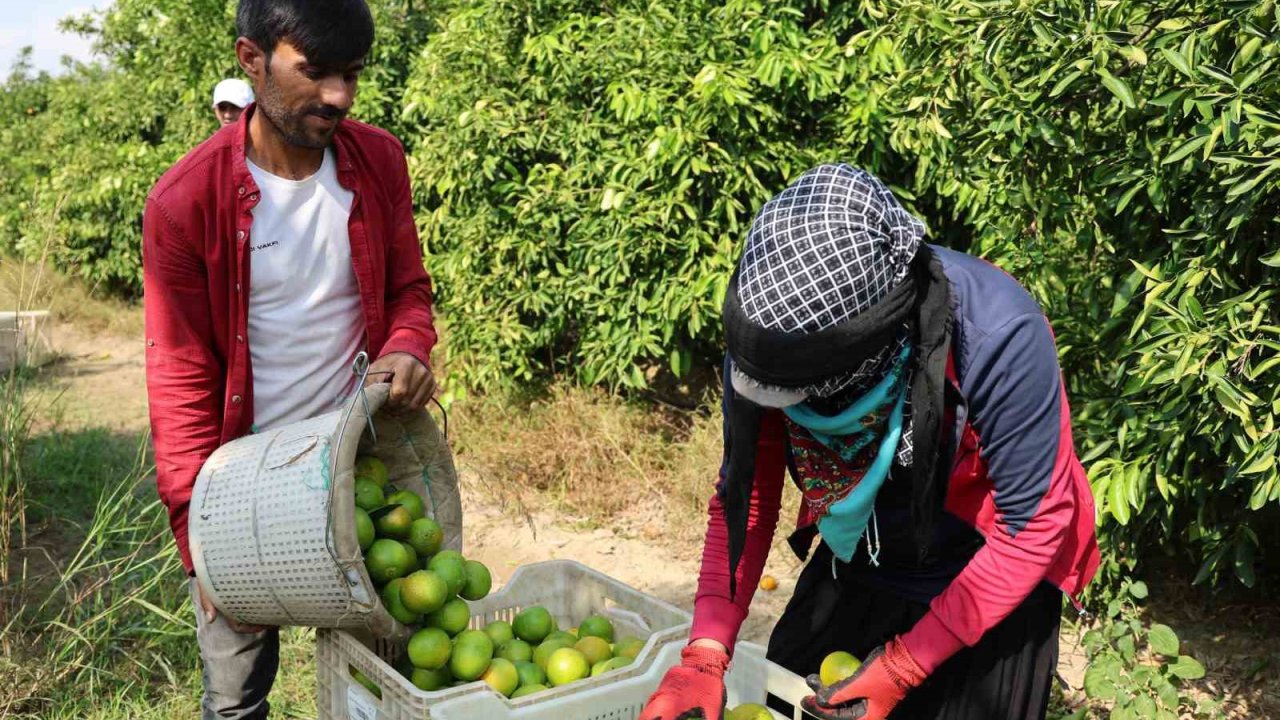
[691,246,1100,673]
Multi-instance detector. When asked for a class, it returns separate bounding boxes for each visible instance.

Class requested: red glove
[639,644,730,720]
[801,638,928,720]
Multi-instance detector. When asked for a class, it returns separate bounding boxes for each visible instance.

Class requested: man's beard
[256,71,346,149]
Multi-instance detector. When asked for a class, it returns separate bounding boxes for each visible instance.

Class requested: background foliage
[2,0,1278,594]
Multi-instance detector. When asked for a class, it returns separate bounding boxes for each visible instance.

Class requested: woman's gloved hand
[638,642,731,720]
[800,638,927,720]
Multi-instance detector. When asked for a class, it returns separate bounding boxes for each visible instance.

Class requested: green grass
[0,371,316,718]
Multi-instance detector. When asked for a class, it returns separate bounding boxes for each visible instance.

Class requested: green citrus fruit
[461,560,492,601]
[481,657,520,697]
[366,538,414,584]
[545,630,577,647]
[819,651,862,687]
[574,636,612,667]
[407,627,452,670]
[483,620,515,648]
[354,456,389,488]
[407,518,443,557]
[532,639,573,670]
[386,489,426,520]
[375,505,414,540]
[578,615,614,642]
[409,666,452,691]
[513,606,556,644]
[449,631,494,681]
[497,638,533,664]
[511,683,547,698]
[427,552,467,597]
[726,703,774,720]
[426,598,470,636]
[354,508,375,551]
[514,659,545,687]
[613,636,646,660]
[545,647,590,686]
[400,541,420,571]
[400,570,449,615]
[380,579,423,625]
[354,479,385,511]
[592,656,632,676]
[349,667,382,699]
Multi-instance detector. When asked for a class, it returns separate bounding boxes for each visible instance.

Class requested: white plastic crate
[316,559,694,720]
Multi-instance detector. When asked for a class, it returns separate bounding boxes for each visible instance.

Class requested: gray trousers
[190,579,280,720]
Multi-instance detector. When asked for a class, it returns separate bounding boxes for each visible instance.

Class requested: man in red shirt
[143,1,437,716]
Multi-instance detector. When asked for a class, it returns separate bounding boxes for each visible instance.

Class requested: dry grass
[449,384,724,546]
[0,257,143,338]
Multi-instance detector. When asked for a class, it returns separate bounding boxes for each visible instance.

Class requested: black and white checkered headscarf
[728,164,925,463]
[720,165,955,596]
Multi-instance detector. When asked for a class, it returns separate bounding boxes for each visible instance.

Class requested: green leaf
[1160,48,1195,77]
[1098,69,1137,108]
[1110,469,1132,525]
[1162,135,1210,165]
[1129,581,1149,599]
[1084,664,1118,700]
[1134,695,1157,718]
[1169,655,1206,680]
[1050,70,1083,97]
[1148,623,1180,657]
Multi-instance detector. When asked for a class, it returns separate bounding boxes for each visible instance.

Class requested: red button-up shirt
[143,107,437,572]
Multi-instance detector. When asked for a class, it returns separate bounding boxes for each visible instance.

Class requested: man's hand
[366,352,436,413]
[194,578,270,634]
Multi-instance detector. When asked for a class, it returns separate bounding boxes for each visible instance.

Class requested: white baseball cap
[212,79,255,109]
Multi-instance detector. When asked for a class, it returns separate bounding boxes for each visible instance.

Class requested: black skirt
[766,543,1062,720]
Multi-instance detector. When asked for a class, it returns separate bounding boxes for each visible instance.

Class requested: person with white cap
[639,164,1100,720]
[212,77,255,126]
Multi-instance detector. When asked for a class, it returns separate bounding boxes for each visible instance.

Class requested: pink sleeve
[901,382,1079,673]
[690,409,787,652]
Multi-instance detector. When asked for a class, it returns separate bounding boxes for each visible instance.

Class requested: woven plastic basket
[188,380,462,638]
[315,559,695,720]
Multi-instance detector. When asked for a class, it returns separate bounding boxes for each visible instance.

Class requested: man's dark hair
[237,0,374,69]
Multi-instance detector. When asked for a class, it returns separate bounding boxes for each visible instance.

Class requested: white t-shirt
[246,148,365,430]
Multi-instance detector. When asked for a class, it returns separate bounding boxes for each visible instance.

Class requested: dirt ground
[27,315,1280,719]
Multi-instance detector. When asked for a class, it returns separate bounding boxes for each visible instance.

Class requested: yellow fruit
[532,639,574,670]
[376,505,414,539]
[426,598,471,636]
[407,627,452,670]
[544,647,590,686]
[574,636,612,667]
[355,456,389,488]
[591,655,633,676]
[819,651,862,687]
[461,560,492,600]
[481,658,520,697]
[726,703,773,720]
[759,575,779,592]
[387,489,426,521]
[578,615,614,642]
[354,479,385,511]
[513,606,555,644]
[401,570,449,615]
